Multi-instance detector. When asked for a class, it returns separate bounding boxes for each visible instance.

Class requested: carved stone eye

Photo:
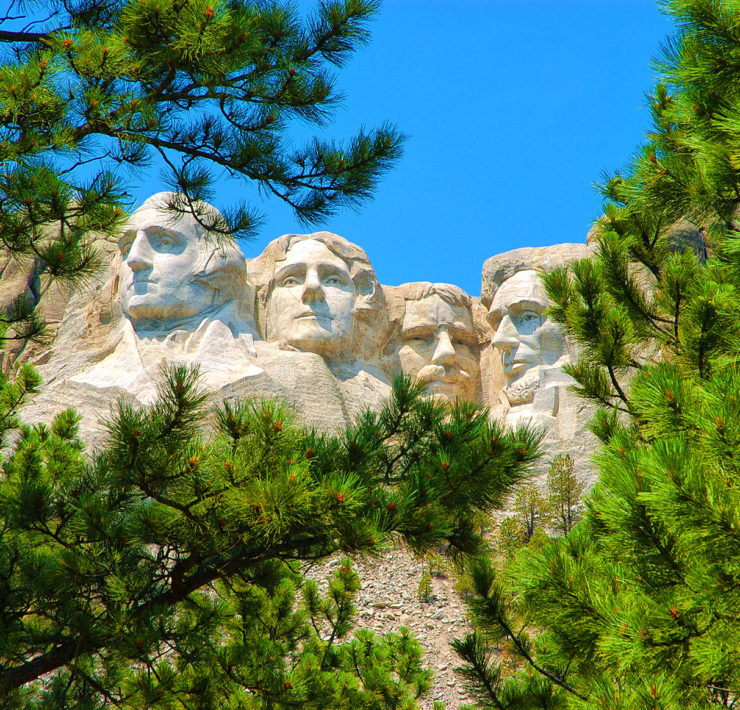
[150,231,178,250]
[325,275,343,286]
[282,276,300,287]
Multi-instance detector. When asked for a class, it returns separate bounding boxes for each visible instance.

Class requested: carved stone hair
[399,281,471,309]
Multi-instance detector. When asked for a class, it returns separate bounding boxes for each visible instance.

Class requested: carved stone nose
[431,329,456,365]
[492,315,518,351]
[301,268,323,303]
[126,232,153,271]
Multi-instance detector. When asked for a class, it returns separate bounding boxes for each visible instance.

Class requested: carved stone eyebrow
[489,297,544,321]
[401,323,437,338]
[272,262,306,283]
[506,298,546,314]
[316,262,351,280]
[144,225,180,236]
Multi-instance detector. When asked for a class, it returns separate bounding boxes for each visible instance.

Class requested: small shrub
[418,570,434,603]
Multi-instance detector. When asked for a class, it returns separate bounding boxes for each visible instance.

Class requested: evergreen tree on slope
[453,1,740,707]
[0,367,541,707]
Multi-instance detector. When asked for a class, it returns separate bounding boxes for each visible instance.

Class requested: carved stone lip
[294,312,330,321]
[502,358,533,371]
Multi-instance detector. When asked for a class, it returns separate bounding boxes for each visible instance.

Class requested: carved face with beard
[487,270,567,406]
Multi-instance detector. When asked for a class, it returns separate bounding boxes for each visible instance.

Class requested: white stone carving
[22,221,397,441]
[67,193,261,401]
[385,283,480,402]
[246,232,392,424]
[481,244,597,485]
[17,195,264,444]
[487,269,570,412]
[117,192,255,334]
[249,231,388,365]
[17,206,602,485]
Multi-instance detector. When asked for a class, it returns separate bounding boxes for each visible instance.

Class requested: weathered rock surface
[310,548,474,710]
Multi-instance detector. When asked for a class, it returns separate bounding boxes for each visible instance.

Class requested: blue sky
[131,1,675,296]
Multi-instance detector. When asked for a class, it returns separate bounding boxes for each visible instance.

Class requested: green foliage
[0,367,540,705]
[425,552,448,578]
[0,0,403,343]
[494,458,585,564]
[545,455,583,536]
[495,515,527,563]
[0,362,42,446]
[417,570,433,604]
[454,1,740,707]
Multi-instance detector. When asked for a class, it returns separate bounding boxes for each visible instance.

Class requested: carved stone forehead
[402,294,473,333]
[480,243,593,307]
[280,238,352,272]
[123,203,196,238]
[121,191,224,246]
[250,231,377,288]
[490,270,547,312]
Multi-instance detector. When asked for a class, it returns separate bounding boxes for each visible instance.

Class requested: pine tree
[454,1,740,707]
[0,367,541,706]
[494,484,547,563]
[545,455,582,536]
[0,0,403,343]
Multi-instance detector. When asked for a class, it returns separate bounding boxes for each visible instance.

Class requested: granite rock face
[16,194,599,488]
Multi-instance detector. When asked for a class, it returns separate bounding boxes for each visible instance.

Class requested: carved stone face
[265,238,356,357]
[398,295,478,401]
[487,269,565,404]
[119,205,216,323]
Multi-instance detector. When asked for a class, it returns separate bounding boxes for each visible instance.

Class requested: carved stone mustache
[415,364,472,384]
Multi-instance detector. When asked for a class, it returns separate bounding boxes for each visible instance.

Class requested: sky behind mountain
[128,0,675,295]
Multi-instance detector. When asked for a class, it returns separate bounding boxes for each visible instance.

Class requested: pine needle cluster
[453,1,740,707]
[0,0,404,344]
[0,367,541,707]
